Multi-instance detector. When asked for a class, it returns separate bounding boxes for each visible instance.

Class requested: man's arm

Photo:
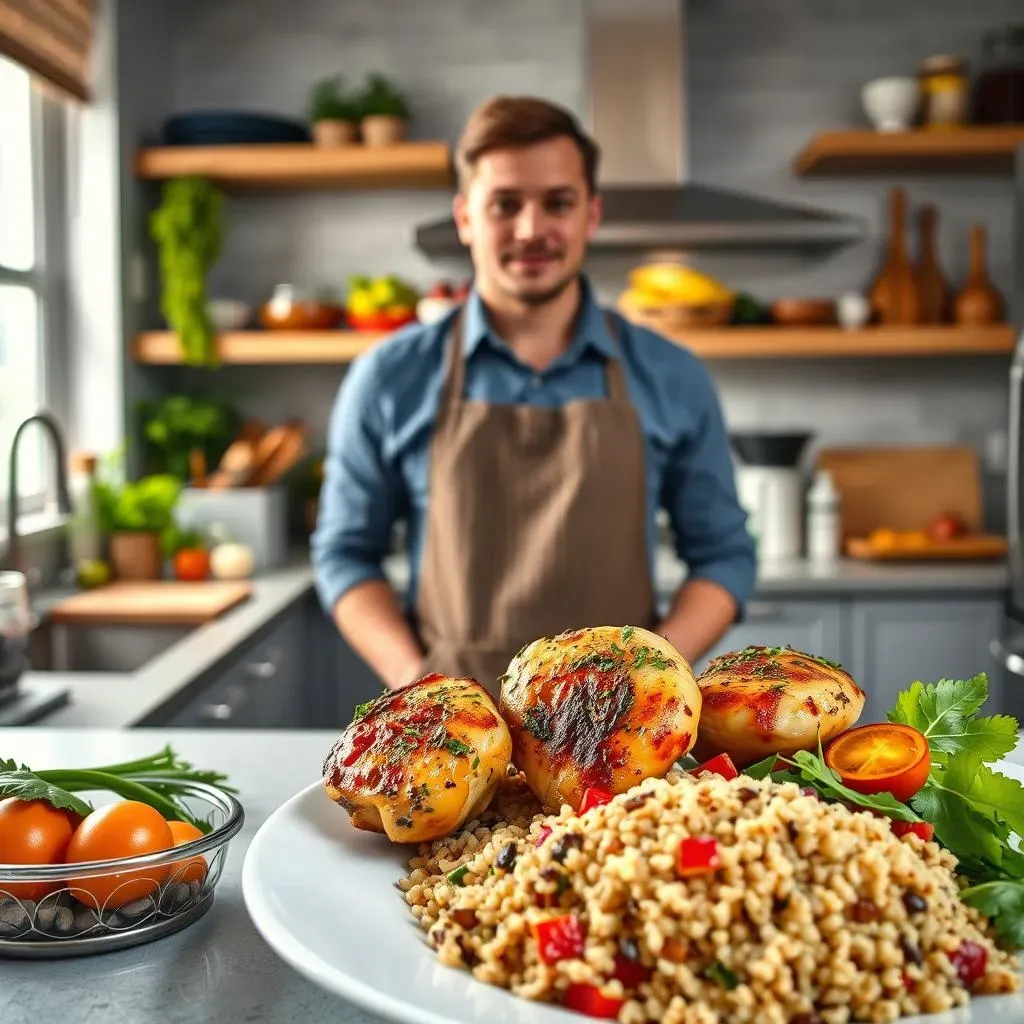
[656,364,756,665]
[311,354,424,690]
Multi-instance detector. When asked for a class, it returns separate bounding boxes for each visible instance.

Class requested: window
[0,55,68,510]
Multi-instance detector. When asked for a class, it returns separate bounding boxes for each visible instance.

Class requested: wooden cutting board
[49,581,253,627]
[815,445,983,541]
[846,534,1007,562]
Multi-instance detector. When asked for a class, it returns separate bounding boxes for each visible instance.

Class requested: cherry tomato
[0,798,80,901]
[824,723,930,803]
[173,548,210,582]
[167,820,207,885]
[64,801,173,910]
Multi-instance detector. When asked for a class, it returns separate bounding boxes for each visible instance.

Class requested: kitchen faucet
[5,411,73,581]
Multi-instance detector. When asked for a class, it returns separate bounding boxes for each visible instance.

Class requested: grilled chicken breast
[694,645,865,765]
[322,674,512,843]
[499,625,701,812]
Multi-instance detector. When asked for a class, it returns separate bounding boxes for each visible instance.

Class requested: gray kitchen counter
[2,727,1023,1024]
[16,550,1009,730]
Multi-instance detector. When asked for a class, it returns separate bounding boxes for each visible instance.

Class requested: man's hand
[657,578,738,667]
[334,580,425,691]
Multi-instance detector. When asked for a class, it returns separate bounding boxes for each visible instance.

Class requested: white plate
[242,766,1024,1024]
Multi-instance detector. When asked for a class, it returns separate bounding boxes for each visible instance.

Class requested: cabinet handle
[244,646,285,680]
[199,684,249,721]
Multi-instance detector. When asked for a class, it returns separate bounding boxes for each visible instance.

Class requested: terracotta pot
[360,114,407,147]
[312,119,358,146]
[109,532,163,581]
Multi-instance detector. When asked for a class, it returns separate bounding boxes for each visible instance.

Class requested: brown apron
[415,310,655,694]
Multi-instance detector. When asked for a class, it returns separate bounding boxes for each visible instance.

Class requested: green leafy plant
[357,72,410,119]
[94,470,182,539]
[149,176,225,368]
[308,74,359,123]
[136,394,239,480]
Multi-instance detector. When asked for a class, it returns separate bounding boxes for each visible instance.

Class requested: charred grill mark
[804,696,819,715]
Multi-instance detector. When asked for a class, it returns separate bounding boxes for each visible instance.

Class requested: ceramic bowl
[861,76,920,132]
[207,299,252,332]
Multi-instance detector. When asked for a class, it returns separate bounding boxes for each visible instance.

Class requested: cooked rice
[399,773,1021,1024]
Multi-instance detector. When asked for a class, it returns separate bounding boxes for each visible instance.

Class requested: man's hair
[454,95,601,194]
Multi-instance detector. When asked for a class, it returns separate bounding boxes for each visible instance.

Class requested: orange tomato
[824,723,931,803]
[0,798,80,901]
[173,548,210,582]
[166,820,207,885]
[64,801,173,910]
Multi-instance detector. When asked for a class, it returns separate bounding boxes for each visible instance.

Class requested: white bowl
[207,299,252,332]
[861,76,920,133]
[415,296,457,325]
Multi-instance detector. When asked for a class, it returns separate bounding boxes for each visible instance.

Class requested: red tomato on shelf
[173,548,210,582]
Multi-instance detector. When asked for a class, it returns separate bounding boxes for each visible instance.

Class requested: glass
[0,285,44,498]
[971,24,1024,124]
[0,55,35,271]
[0,571,33,694]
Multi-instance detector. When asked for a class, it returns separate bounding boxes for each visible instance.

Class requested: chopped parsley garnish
[522,705,554,741]
[396,816,413,829]
[445,737,472,756]
[471,756,480,770]
[446,865,470,886]
[403,726,421,737]
[352,698,376,722]
[621,625,635,644]
[702,961,738,989]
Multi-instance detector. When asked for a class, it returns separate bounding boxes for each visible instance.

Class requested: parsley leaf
[888,675,1017,764]
[0,760,93,818]
[959,881,1024,949]
[445,737,472,757]
[351,698,376,722]
[742,753,779,780]
[778,749,920,822]
[701,961,739,989]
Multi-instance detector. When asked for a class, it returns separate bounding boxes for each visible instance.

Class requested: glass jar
[971,24,1024,124]
[918,55,968,128]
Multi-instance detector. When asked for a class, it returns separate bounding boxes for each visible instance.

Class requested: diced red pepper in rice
[562,982,624,1019]
[891,820,934,842]
[677,835,721,877]
[949,940,988,988]
[535,824,553,847]
[579,787,614,814]
[693,753,738,781]
[532,913,585,964]
[612,954,651,988]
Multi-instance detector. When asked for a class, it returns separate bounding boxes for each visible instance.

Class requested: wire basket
[0,778,244,958]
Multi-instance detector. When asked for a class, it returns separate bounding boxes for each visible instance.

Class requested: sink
[26,619,194,674]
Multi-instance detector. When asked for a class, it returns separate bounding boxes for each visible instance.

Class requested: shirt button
[530,376,543,388]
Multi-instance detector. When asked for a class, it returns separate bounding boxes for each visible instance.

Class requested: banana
[628,263,733,306]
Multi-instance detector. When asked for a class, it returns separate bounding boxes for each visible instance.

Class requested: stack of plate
[161,111,311,146]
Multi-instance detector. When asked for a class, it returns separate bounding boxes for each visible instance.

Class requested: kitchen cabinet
[162,606,307,729]
[691,599,845,676]
[849,598,1005,723]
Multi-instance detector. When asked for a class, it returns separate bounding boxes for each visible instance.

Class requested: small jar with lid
[971,24,1024,124]
[918,55,968,128]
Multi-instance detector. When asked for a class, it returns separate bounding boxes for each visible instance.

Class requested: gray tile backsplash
[143,0,1019,488]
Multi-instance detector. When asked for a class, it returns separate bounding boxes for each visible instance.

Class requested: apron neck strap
[441,308,631,407]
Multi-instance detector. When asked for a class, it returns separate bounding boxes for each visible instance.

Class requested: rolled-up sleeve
[312,352,405,616]
[661,370,756,618]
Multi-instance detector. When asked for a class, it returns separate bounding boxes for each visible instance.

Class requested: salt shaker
[806,470,842,563]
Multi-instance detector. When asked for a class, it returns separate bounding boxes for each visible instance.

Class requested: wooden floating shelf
[134,141,453,189]
[133,325,1016,365]
[793,127,1024,176]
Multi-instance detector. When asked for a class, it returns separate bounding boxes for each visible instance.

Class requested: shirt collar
[461,276,619,363]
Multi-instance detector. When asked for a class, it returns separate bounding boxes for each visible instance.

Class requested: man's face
[453,136,601,307]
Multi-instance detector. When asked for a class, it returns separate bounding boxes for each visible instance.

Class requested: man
[312,95,755,692]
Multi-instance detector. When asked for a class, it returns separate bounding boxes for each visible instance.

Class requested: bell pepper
[535,824,553,847]
[562,982,624,1019]
[677,835,721,878]
[693,753,738,781]
[532,913,585,964]
[949,940,988,988]
[579,787,614,814]
[891,820,934,842]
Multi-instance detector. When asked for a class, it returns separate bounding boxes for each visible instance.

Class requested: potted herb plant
[308,74,359,146]
[357,72,411,146]
[94,470,183,581]
[136,393,239,482]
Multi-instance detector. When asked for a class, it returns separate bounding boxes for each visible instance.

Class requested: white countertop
[1,727,1021,1024]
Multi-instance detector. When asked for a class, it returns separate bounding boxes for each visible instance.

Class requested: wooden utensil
[815,445,983,541]
[770,298,836,325]
[867,188,922,325]
[846,534,1007,562]
[954,224,1004,326]
[914,203,951,323]
[207,438,258,489]
[189,449,208,488]
[48,581,252,627]
[248,422,308,487]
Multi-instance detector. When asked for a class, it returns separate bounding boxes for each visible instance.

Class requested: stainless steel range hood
[413,0,866,258]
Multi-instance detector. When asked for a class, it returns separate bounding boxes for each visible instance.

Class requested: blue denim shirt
[312,279,756,620]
